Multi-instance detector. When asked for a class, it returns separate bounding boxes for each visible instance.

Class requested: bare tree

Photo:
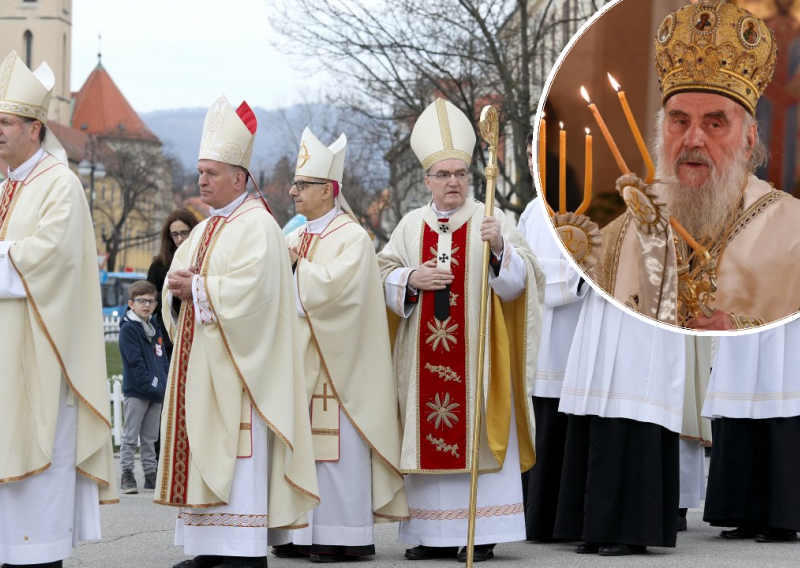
[267,0,605,218]
[94,141,167,271]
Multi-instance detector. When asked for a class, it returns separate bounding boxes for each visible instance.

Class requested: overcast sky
[71,0,318,113]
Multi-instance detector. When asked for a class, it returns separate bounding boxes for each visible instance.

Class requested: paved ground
[65,458,799,568]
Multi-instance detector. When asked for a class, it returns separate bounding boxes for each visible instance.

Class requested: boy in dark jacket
[119,281,169,494]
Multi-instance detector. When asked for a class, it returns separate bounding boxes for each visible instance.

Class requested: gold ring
[434,279,440,286]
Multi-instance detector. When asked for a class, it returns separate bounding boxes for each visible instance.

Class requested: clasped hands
[168,267,197,302]
[409,217,503,291]
[685,309,735,331]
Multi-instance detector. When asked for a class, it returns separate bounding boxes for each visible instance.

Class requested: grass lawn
[106,341,123,378]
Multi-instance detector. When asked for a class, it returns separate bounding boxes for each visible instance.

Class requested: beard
[654,143,749,245]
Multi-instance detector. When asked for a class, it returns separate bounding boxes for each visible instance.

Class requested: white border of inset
[534,0,800,337]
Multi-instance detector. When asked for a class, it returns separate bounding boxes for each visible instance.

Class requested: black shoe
[309,553,351,563]
[574,541,600,554]
[677,516,688,532]
[756,528,798,543]
[144,472,156,489]
[172,557,222,568]
[271,544,307,558]
[598,544,646,556]
[2,562,63,568]
[457,544,495,562]
[404,545,458,560]
[120,469,137,494]
[721,526,761,540]
[214,557,268,568]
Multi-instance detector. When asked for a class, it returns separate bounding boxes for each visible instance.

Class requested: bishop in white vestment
[270,128,408,562]
[377,99,545,562]
[160,97,318,568]
[0,51,117,568]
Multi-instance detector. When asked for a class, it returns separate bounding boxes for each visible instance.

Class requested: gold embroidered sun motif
[425,392,460,429]
[426,317,459,352]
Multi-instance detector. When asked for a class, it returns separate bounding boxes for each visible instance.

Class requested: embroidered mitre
[411,98,476,170]
[198,96,257,170]
[655,1,777,115]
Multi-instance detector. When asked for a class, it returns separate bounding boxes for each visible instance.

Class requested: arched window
[23,31,33,68]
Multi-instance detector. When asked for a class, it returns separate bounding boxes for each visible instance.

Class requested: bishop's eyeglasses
[291,180,328,192]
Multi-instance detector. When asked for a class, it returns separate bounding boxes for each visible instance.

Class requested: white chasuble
[559,290,687,433]
[156,198,319,531]
[0,153,117,515]
[378,200,544,474]
[601,175,800,326]
[517,197,587,399]
[281,211,408,540]
[703,317,800,419]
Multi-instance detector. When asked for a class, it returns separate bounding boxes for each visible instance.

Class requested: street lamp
[77,133,106,221]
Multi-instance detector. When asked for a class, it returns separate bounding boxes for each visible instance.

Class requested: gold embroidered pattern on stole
[425,392,460,429]
[0,180,21,240]
[425,433,460,458]
[425,317,458,352]
[311,429,340,436]
[424,363,461,383]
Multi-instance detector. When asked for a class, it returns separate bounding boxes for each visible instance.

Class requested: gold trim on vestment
[311,429,339,436]
[77,467,110,488]
[100,499,120,505]
[178,511,269,527]
[0,462,50,484]
[296,260,403,479]
[408,502,523,520]
[154,499,227,509]
[8,254,112,429]
[435,99,454,151]
[421,149,472,171]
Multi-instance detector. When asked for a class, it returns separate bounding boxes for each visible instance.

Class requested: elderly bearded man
[160,96,318,568]
[377,99,544,563]
[0,51,118,568]
[595,1,800,330]
[270,128,408,562]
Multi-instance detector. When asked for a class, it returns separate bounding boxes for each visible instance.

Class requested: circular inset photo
[537,0,798,333]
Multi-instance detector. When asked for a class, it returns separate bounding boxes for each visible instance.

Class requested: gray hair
[654,106,769,173]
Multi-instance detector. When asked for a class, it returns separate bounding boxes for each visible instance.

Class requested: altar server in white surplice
[555,290,685,556]
[0,51,118,568]
[160,96,318,568]
[270,128,408,562]
[703,319,800,543]
[517,131,587,543]
[377,98,545,563]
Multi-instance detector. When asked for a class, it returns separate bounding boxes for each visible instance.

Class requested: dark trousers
[522,397,569,541]
[553,415,680,547]
[704,416,800,532]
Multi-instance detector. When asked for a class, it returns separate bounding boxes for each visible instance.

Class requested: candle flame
[607,73,621,92]
[559,121,564,130]
[585,127,590,135]
[580,86,591,104]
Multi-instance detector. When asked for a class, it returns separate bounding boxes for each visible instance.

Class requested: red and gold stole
[0,180,22,239]
[417,206,474,471]
[161,215,225,505]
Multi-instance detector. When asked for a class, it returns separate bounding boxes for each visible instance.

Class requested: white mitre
[410,98,475,170]
[0,51,67,165]
[198,95,257,170]
[295,127,355,219]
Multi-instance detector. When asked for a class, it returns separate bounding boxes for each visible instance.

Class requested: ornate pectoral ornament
[552,212,602,279]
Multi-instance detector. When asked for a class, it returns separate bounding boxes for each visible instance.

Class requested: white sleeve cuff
[489,240,526,301]
[385,267,417,318]
[192,274,217,324]
[0,242,26,299]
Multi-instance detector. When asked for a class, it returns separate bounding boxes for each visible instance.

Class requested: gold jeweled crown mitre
[655,1,777,115]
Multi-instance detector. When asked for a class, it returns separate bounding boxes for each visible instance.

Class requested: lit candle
[559,122,566,214]
[580,86,630,175]
[670,217,704,254]
[538,112,546,197]
[577,128,593,215]
[608,73,655,184]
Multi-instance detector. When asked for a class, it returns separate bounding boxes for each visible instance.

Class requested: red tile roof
[71,64,160,143]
